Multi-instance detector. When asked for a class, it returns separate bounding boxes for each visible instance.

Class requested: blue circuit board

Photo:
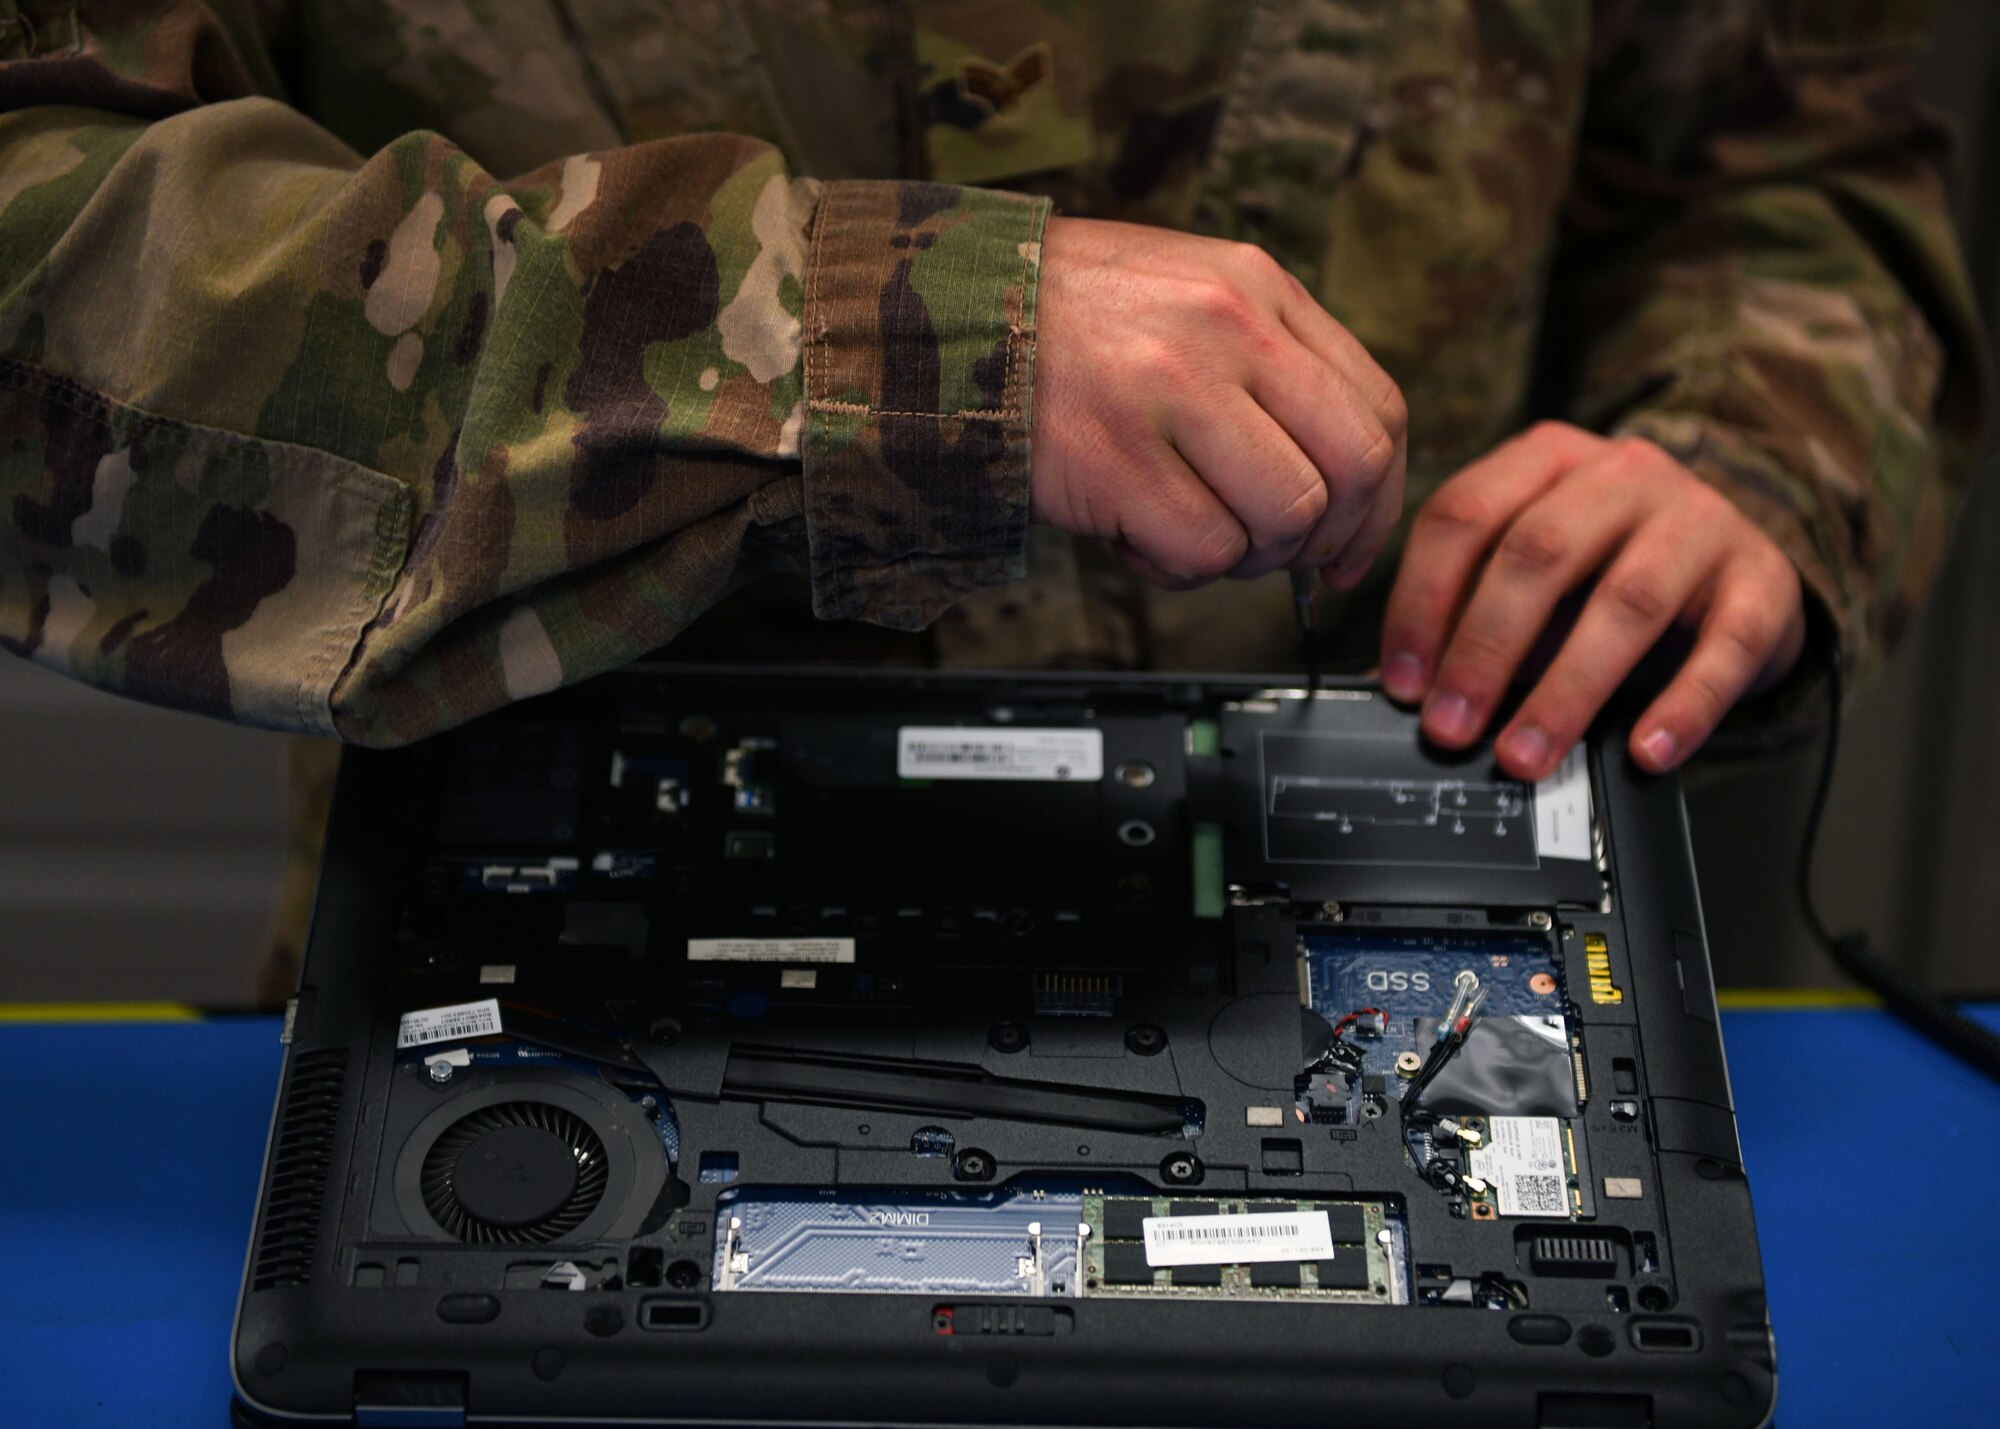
[1302,931,1568,1108]
[712,1184,1084,1296]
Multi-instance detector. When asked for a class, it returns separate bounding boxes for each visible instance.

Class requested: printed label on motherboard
[687,938,856,964]
[1470,1115,1569,1216]
[397,998,502,1049]
[897,727,1104,782]
[1141,1211,1336,1267]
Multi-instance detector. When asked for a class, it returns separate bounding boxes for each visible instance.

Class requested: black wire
[1291,571,1321,692]
[1797,645,2000,1084]
[1399,1035,1462,1119]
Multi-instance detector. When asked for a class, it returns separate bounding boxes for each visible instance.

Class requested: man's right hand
[1030,216,1406,591]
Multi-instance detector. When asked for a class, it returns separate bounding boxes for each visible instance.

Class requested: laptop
[232,665,1776,1427]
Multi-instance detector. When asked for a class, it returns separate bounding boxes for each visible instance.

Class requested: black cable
[1290,570,1321,692]
[1797,645,2000,1084]
[1399,1034,1464,1120]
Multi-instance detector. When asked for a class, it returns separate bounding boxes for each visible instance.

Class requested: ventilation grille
[250,1048,347,1291]
[1527,1234,1620,1278]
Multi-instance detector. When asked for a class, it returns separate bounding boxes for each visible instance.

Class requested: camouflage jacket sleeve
[1551,0,1989,683]
[0,2,1047,746]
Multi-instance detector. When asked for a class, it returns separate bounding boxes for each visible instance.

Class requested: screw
[1529,911,1553,930]
[1117,873,1154,900]
[989,1022,1030,1054]
[1115,761,1156,789]
[1394,1051,1424,1079]
[1125,1023,1166,1056]
[427,1060,454,1085]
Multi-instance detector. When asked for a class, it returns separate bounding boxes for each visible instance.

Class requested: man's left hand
[1380,421,1806,780]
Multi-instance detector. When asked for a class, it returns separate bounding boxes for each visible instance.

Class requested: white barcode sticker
[397,998,502,1049]
[1141,1210,1335,1267]
[1532,746,1593,861]
[897,727,1104,783]
[687,938,855,964]
[1469,1115,1570,1217]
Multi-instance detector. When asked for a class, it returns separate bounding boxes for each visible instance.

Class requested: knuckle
[1244,317,1287,362]
[1329,428,1393,517]
[1154,345,1233,404]
[1417,484,1492,539]
[1495,519,1571,579]
[1606,435,1665,479]
[1762,546,1802,591]
[1599,570,1676,628]
[1231,240,1282,279]
[1377,380,1410,446]
[1132,337,1193,391]
[1522,419,1594,457]
[1683,480,1733,521]
[1193,275,1256,328]
[1355,420,1397,488]
[1677,669,1731,725]
[1181,521,1249,581]
[1711,613,1775,667]
[1537,664,1602,724]
[1271,472,1329,541]
[1449,620,1515,674]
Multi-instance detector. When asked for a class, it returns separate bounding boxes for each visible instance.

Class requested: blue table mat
[3,1007,1995,1427]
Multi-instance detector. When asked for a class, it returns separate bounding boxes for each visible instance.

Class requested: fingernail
[1501,724,1550,774]
[1383,652,1426,699]
[1638,727,1678,769]
[1426,692,1476,743]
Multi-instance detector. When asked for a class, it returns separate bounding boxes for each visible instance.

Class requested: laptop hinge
[353,1370,466,1428]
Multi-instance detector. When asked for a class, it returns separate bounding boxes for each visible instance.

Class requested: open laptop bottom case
[234,668,1776,1428]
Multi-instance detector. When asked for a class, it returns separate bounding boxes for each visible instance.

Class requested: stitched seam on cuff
[803,182,1040,424]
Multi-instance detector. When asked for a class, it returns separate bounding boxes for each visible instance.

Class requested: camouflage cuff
[1612,409,1860,672]
[801,179,1049,632]
[0,360,411,737]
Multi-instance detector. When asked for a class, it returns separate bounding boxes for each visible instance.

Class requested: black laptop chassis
[232,666,1776,1428]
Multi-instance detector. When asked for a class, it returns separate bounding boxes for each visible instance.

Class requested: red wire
[1332,1007,1387,1041]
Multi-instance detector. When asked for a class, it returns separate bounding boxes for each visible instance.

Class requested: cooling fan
[386,1069,674,1245]
[419,1101,609,1244]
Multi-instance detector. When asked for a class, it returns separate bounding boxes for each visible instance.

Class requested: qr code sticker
[1509,1174,1566,1216]
[1470,1116,1570,1217]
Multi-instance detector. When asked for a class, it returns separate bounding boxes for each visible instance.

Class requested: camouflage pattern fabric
[0,0,1987,758]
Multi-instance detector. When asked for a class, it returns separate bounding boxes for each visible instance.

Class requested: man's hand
[1031,217,1406,590]
[1380,422,1806,779]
